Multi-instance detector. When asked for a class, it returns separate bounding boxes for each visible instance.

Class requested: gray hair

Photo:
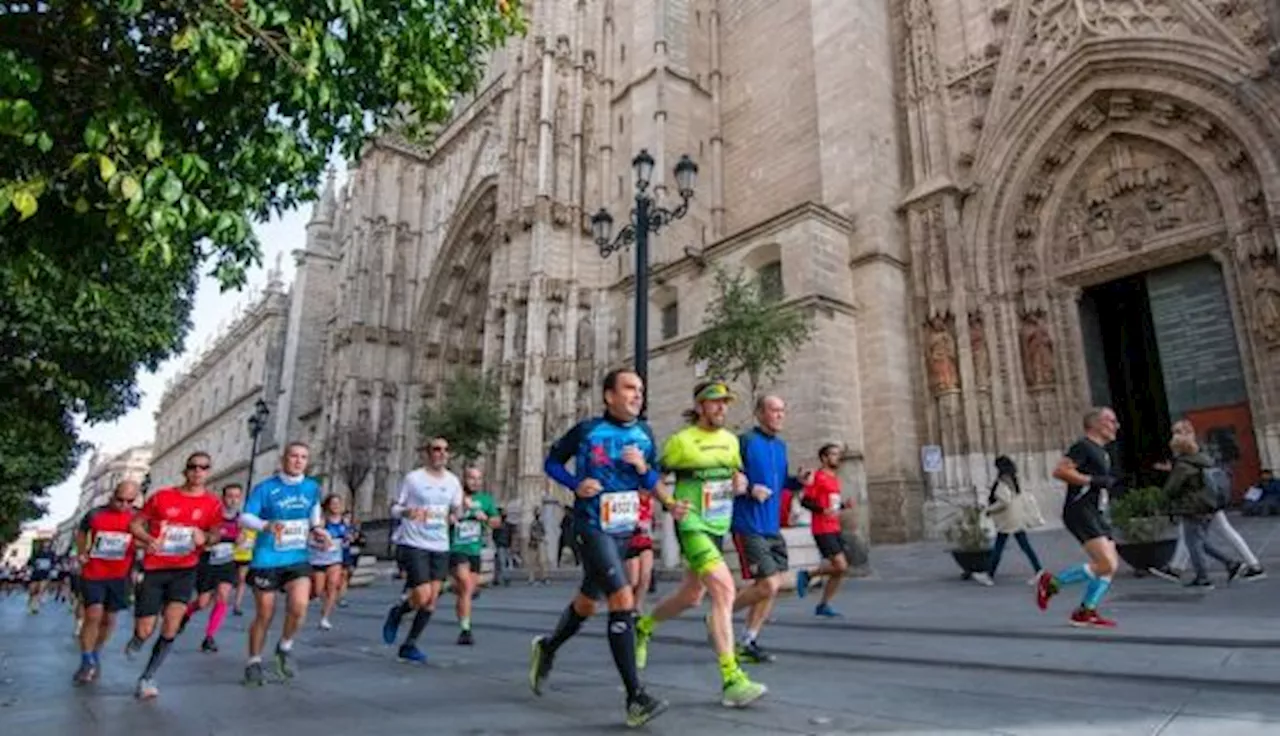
[1082,407,1111,431]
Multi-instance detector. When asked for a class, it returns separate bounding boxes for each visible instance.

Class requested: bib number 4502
[601,491,640,534]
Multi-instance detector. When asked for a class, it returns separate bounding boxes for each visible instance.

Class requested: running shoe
[274,645,296,679]
[233,607,243,616]
[1240,566,1267,582]
[1185,577,1215,589]
[1034,570,1058,611]
[135,677,159,700]
[1226,562,1244,584]
[398,644,428,665]
[528,636,553,695]
[1069,607,1117,628]
[72,660,97,685]
[457,629,474,646]
[625,690,669,728]
[794,569,811,599]
[124,636,144,661]
[201,636,218,653]
[721,670,767,708]
[737,640,776,664]
[970,572,994,586]
[243,661,265,687]
[319,617,333,631]
[814,603,843,618]
[382,605,404,645]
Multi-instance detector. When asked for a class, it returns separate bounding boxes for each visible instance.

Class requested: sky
[35,207,314,528]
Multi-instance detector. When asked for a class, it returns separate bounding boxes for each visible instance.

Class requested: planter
[950,549,992,579]
[1115,538,1176,573]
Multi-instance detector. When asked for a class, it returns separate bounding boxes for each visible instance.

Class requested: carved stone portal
[1052,137,1220,266]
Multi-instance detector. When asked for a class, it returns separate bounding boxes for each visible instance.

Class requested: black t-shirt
[1063,438,1111,511]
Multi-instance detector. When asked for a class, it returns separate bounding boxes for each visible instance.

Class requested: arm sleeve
[239,483,268,531]
[544,422,585,491]
[310,500,323,527]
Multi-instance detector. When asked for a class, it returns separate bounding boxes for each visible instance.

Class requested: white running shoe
[971,572,994,587]
[319,618,333,631]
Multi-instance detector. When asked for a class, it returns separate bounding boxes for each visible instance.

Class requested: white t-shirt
[391,468,463,552]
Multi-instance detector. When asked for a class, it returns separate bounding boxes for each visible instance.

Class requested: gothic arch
[411,178,499,399]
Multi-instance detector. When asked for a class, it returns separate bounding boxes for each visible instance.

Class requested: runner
[26,539,56,614]
[634,381,767,707]
[231,523,257,616]
[125,452,224,699]
[340,512,365,606]
[72,480,140,684]
[730,395,806,661]
[796,443,851,616]
[527,368,667,727]
[309,494,349,631]
[381,437,463,664]
[625,493,656,613]
[240,442,325,686]
[179,483,244,652]
[449,467,499,645]
[1035,407,1122,628]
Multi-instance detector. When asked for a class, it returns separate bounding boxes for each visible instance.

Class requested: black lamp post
[591,149,698,416]
[245,397,271,491]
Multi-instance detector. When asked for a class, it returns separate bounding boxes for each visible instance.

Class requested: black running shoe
[243,661,265,687]
[1185,577,1215,589]
[1227,562,1244,584]
[625,690,669,728]
[457,629,474,646]
[737,639,777,664]
[201,636,218,653]
[528,636,553,696]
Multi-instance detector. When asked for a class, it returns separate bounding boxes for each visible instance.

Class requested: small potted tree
[1110,486,1177,573]
[945,505,992,579]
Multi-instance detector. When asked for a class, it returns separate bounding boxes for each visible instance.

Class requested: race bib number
[34,558,52,571]
[158,525,196,556]
[456,520,483,544]
[276,520,310,552]
[418,505,450,544]
[91,531,131,561]
[600,491,640,534]
[829,493,842,512]
[702,480,734,522]
[208,542,235,565]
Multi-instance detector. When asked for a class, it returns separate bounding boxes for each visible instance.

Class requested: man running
[72,480,140,684]
[449,467,499,645]
[179,483,244,652]
[528,368,668,727]
[635,381,768,708]
[125,452,224,699]
[730,395,805,661]
[381,437,463,663]
[310,494,350,631]
[1035,407,1121,627]
[26,540,56,614]
[796,443,851,616]
[240,442,324,685]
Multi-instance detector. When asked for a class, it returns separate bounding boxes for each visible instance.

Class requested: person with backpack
[1160,420,1244,589]
[1148,419,1266,584]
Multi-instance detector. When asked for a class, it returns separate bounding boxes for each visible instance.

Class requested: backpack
[1201,466,1232,511]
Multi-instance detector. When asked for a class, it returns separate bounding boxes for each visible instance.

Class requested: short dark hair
[602,368,639,398]
[221,483,243,496]
[284,441,310,454]
[818,443,841,460]
[185,451,211,467]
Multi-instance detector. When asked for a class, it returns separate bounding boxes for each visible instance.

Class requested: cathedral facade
[268,0,1280,542]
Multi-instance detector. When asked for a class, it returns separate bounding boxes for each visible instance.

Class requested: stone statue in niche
[1249,258,1280,344]
[576,309,593,359]
[1019,310,1057,388]
[514,306,527,356]
[546,306,563,359]
[923,313,959,394]
[543,382,560,438]
[969,311,991,389]
[389,231,410,331]
[492,308,507,358]
[554,85,569,148]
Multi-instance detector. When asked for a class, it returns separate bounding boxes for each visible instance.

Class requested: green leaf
[12,189,37,220]
[120,175,141,202]
[97,155,116,183]
[159,172,183,203]
[36,132,52,153]
[171,26,196,51]
[83,120,108,151]
[73,196,89,214]
[144,136,163,161]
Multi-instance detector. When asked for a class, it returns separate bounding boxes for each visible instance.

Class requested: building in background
[150,2,1280,542]
[52,444,152,552]
[3,526,55,570]
[150,259,291,495]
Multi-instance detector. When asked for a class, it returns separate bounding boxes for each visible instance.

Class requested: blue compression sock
[1054,563,1093,587]
[1082,575,1112,609]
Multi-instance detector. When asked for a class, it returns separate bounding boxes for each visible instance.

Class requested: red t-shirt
[139,487,224,571]
[78,505,137,581]
[804,469,844,536]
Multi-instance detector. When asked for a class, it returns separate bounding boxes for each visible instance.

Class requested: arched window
[741,243,784,303]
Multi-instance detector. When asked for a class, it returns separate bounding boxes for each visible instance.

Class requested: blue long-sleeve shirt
[732,427,802,536]
[545,414,660,536]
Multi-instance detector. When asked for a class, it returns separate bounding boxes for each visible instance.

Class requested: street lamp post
[245,397,271,492]
[591,149,698,416]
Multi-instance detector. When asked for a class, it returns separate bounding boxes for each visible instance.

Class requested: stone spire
[308,167,338,227]
[266,251,285,292]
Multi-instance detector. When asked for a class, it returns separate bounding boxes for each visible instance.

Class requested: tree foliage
[688,266,816,399]
[416,371,505,465]
[0,1,523,514]
[333,421,376,504]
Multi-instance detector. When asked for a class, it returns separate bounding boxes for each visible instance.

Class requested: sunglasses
[186,463,211,471]
[428,446,449,453]
[111,496,130,504]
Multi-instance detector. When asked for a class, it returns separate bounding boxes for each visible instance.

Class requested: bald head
[113,480,140,506]
[756,395,786,434]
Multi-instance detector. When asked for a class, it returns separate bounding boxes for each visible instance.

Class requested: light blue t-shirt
[244,475,321,569]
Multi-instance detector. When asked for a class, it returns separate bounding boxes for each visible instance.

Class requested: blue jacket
[732,427,801,536]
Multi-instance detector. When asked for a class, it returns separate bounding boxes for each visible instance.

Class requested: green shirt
[659,425,742,536]
[451,491,498,555]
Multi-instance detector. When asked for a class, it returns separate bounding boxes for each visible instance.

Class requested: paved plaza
[4,519,1280,735]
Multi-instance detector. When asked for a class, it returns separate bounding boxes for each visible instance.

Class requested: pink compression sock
[206,600,228,638]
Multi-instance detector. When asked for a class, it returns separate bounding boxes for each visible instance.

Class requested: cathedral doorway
[1078,256,1258,497]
